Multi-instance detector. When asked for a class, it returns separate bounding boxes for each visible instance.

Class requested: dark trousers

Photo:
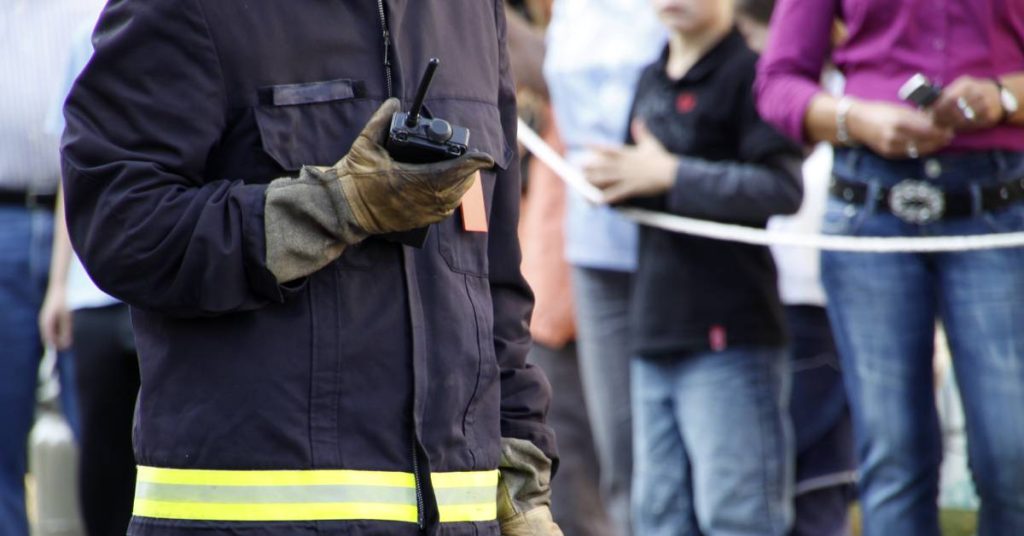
[72,303,139,536]
[529,342,615,536]
[787,305,855,536]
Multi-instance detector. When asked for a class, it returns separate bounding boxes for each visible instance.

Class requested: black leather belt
[829,176,1024,225]
[0,190,57,210]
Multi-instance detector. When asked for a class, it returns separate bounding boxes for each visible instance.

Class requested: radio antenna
[405,58,439,127]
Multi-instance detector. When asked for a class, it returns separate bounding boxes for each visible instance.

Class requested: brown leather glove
[264,98,494,282]
[497,438,564,536]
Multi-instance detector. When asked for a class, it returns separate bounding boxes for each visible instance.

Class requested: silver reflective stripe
[135,482,493,506]
[135,482,418,504]
[433,486,495,506]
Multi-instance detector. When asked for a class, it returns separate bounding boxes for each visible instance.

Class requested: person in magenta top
[756,1,1024,535]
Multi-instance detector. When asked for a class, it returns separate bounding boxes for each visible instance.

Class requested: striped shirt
[0,0,103,192]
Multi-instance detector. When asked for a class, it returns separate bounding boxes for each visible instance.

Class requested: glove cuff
[497,438,554,520]
[264,166,367,282]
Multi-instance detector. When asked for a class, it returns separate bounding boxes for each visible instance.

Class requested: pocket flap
[259,79,363,106]
[254,84,376,172]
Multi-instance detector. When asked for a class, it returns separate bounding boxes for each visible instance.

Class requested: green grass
[850,506,977,536]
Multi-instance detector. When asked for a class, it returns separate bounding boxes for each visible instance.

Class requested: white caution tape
[517,118,1024,252]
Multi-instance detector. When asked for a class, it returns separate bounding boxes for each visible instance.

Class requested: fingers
[933,93,983,130]
[876,135,949,159]
[931,97,966,129]
[358,98,402,145]
[585,145,623,158]
[600,180,637,205]
[56,313,73,350]
[397,151,494,210]
[873,109,953,158]
[412,150,494,183]
[39,309,73,351]
[630,119,651,144]
[581,158,624,189]
[582,158,636,204]
[40,315,58,349]
[933,77,1000,129]
[460,150,496,171]
[435,170,478,206]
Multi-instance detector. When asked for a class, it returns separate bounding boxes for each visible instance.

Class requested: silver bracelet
[836,96,854,145]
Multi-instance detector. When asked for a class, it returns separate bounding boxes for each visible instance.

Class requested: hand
[39,286,72,350]
[931,76,1003,131]
[333,98,496,234]
[497,438,563,536]
[582,120,679,204]
[847,99,954,158]
[263,98,495,283]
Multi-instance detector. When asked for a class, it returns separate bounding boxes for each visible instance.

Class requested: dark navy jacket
[61,1,554,534]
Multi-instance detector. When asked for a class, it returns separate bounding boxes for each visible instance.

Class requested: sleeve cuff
[238,182,308,303]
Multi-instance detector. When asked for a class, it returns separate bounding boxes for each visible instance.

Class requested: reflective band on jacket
[133,466,498,523]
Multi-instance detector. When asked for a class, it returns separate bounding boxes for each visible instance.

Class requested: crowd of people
[2,0,1023,535]
[520,0,1024,535]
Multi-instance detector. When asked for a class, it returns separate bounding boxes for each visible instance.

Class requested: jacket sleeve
[753,0,839,143]
[491,1,558,465]
[60,0,289,316]
[666,155,803,223]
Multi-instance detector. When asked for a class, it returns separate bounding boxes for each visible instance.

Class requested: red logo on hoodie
[676,92,697,113]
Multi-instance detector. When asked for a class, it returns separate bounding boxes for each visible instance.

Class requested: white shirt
[543,0,666,270]
[768,143,832,306]
[768,70,845,307]
[1,0,104,192]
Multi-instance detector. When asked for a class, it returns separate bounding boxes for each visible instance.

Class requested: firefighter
[60,1,560,534]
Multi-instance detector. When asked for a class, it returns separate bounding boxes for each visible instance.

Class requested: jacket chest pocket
[427,99,514,277]
[253,78,378,171]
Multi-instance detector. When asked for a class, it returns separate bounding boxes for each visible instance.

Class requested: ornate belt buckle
[888,179,945,224]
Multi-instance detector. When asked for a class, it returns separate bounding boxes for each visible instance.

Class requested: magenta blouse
[755,0,1024,152]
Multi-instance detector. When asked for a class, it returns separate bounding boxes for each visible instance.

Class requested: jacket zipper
[379,4,422,528]
[412,441,425,529]
[376,0,393,98]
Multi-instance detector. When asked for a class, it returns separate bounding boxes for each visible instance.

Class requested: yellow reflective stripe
[133,499,419,523]
[431,470,499,489]
[133,466,498,523]
[136,466,416,488]
[438,502,498,523]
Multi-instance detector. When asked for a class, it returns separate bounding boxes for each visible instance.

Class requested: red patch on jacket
[676,92,697,113]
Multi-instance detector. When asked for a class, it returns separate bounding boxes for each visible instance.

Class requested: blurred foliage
[850,505,977,536]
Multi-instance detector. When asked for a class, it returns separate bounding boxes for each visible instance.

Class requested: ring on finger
[956,96,977,121]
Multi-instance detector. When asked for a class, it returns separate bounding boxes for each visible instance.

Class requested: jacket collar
[655,26,746,85]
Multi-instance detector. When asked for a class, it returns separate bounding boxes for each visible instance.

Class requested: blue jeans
[571,267,634,536]
[631,348,793,536]
[822,149,1024,536]
[0,205,78,536]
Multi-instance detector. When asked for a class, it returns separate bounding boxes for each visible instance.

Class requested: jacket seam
[191,0,230,111]
[461,273,486,466]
